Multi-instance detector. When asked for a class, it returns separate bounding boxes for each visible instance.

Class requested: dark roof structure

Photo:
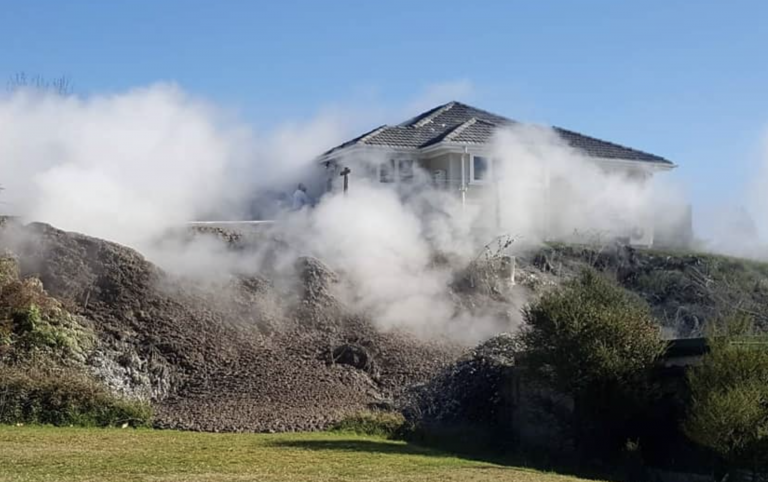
[322,101,673,165]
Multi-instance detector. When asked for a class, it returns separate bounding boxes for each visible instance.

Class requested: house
[317,101,677,246]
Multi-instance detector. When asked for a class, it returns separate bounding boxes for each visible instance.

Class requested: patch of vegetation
[0,255,141,428]
[455,235,516,298]
[330,411,407,439]
[10,304,90,355]
[0,366,151,428]
[684,322,768,472]
[520,269,666,460]
[0,254,18,284]
[0,256,94,362]
[536,243,768,336]
[0,426,596,482]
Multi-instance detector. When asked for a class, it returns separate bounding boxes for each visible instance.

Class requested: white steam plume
[749,131,768,247]
[694,127,768,260]
[489,125,686,247]
[0,84,693,343]
[0,84,348,247]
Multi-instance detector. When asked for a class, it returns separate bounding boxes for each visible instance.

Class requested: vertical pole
[461,147,467,213]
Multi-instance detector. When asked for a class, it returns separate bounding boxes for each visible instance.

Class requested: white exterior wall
[321,146,669,247]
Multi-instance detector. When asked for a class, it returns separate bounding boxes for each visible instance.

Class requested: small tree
[7,72,72,95]
[684,327,768,473]
[520,269,666,458]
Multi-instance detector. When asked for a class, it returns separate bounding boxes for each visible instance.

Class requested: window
[473,156,489,182]
[380,159,414,183]
[398,159,414,182]
[432,169,446,187]
[379,160,395,183]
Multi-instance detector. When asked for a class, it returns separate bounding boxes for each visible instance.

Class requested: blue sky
[1,1,766,217]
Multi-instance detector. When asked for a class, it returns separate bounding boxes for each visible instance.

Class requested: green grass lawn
[0,426,596,482]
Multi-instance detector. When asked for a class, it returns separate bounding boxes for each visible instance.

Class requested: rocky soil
[0,222,459,432]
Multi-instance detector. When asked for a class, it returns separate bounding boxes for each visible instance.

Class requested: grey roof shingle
[322,101,673,165]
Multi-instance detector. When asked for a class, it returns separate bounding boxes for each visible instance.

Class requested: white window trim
[469,154,492,184]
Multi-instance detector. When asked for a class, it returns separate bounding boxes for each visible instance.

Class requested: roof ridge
[444,117,478,141]
[451,101,516,124]
[412,101,456,128]
[470,117,501,127]
[421,117,500,147]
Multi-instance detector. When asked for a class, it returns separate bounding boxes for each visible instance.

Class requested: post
[340,167,351,195]
[461,147,468,212]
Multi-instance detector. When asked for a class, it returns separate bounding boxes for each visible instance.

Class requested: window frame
[378,159,395,183]
[397,159,415,182]
[378,158,416,184]
[470,155,491,184]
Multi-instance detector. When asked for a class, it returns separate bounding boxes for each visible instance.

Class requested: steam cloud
[0,83,722,342]
[745,133,768,255]
[0,84,347,245]
[696,131,768,260]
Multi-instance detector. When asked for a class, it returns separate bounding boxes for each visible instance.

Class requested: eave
[317,140,676,171]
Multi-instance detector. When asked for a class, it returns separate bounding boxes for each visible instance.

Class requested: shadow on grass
[271,437,612,481]
[270,439,445,458]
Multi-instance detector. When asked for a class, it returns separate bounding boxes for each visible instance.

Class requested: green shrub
[2,301,94,362]
[0,268,94,362]
[520,269,666,459]
[0,255,18,285]
[12,305,78,350]
[330,411,406,438]
[0,366,152,427]
[684,333,768,470]
[12,304,42,334]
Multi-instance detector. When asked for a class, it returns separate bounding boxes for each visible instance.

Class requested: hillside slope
[3,220,767,433]
[527,243,768,337]
[0,222,459,432]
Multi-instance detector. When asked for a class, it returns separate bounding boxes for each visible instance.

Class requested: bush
[330,411,406,438]
[0,273,95,362]
[0,255,18,285]
[684,333,768,471]
[406,333,517,428]
[520,269,666,459]
[11,304,87,352]
[0,366,152,427]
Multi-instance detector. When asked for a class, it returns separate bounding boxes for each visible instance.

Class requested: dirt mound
[405,333,517,428]
[0,223,458,432]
